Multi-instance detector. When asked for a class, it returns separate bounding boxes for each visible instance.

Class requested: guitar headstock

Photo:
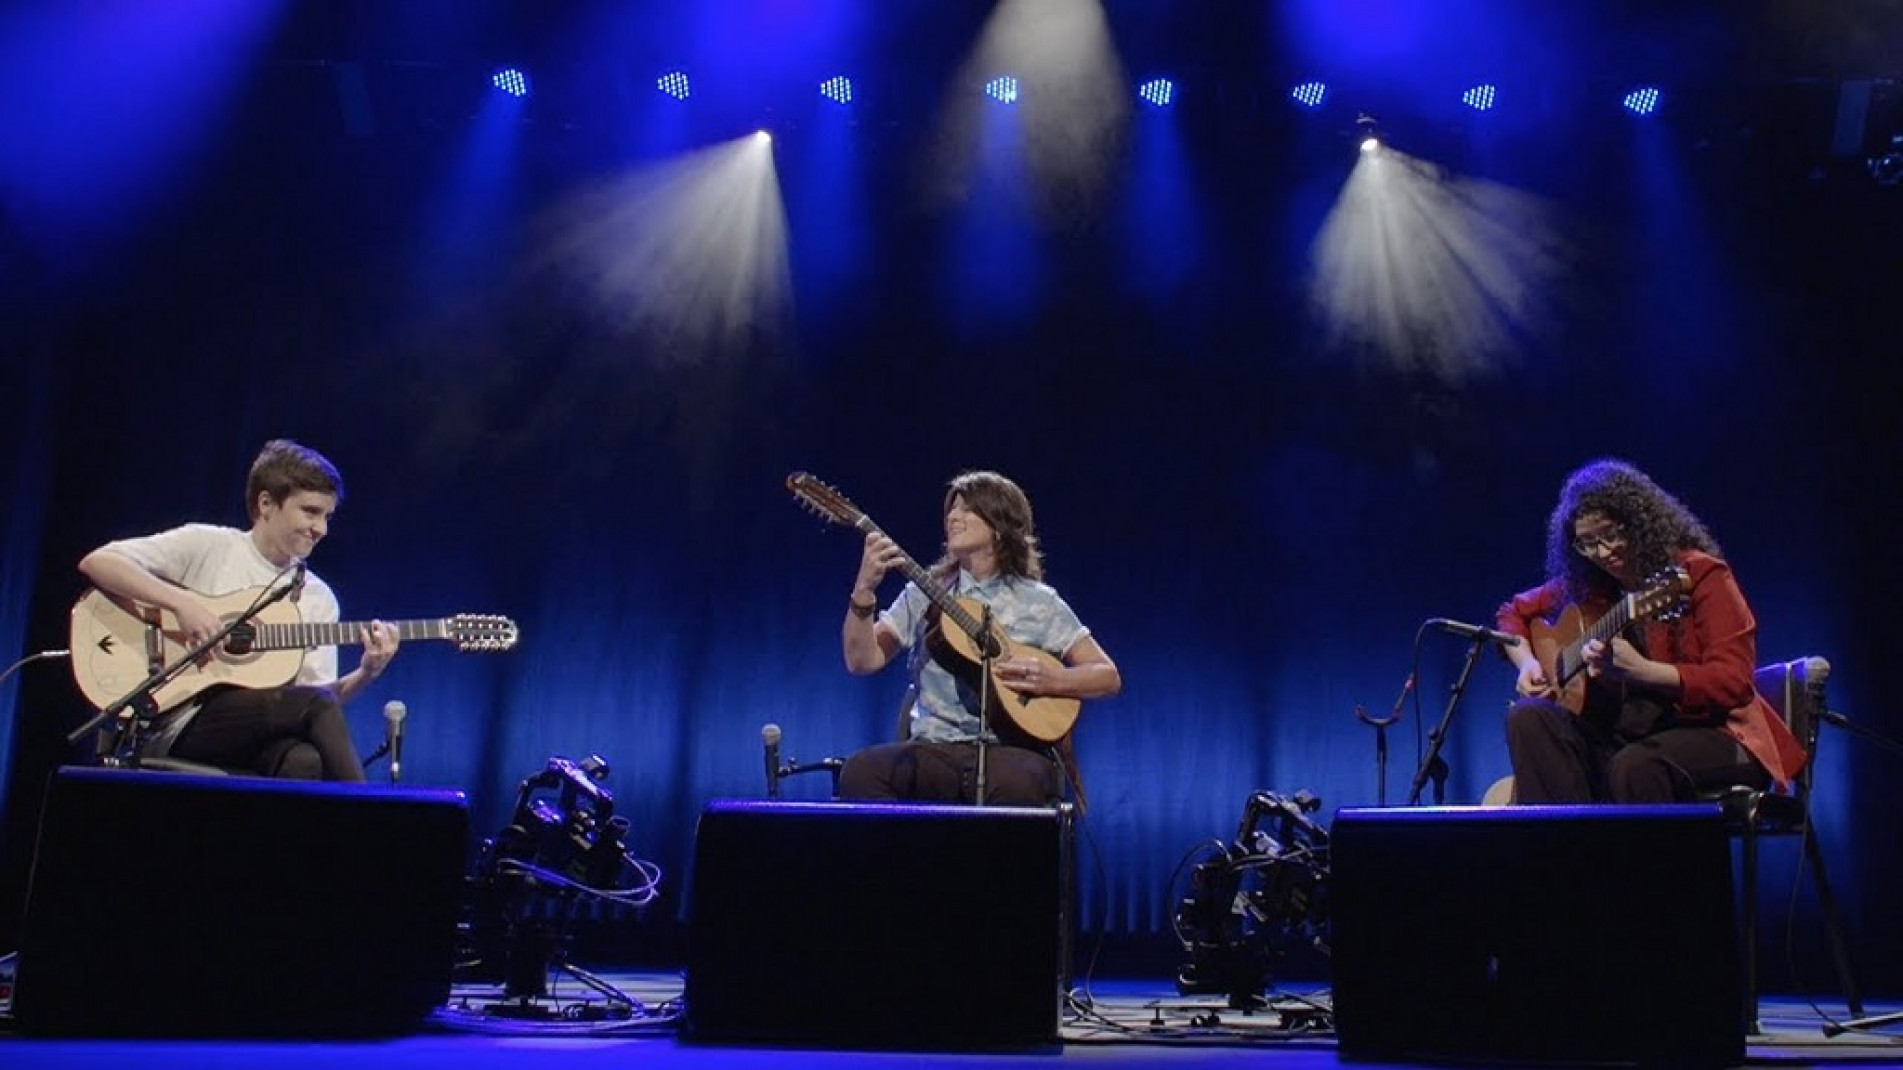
[1633,566,1692,622]
[786,471,868,530]
[450,614,520,652]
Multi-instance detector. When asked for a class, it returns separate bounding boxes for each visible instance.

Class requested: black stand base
[1824,1009,1903,1037]
[468,961,639,1020]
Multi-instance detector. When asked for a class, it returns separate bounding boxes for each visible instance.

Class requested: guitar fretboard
[1557,592,1641,686]
[853,517,987,641]
[250,619,452,650]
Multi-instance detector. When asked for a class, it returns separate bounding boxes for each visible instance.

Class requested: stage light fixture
[658,70,692,100]
[1138,78,1175,108]
[492,68,529,98]
[1291,81,1328,109]
[984,76,1019,104]
[1622,85,1661,116]
[820,76,853,105]
[1462,84,1496,111]
[1357,113,1381,153]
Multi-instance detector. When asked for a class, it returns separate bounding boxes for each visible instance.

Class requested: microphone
[1427,617,1522,649]
[383,700,406,783]
[1799,657,1849,728]
[762,723,782,798]
[289,560,307,604]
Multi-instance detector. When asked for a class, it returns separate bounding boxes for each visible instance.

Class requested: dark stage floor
[2,970,1900,1069]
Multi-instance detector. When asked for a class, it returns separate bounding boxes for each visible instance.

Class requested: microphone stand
[1356,674,1411,807]
[973,604,998,807]
[66,579,303,756]
[1406,636,1489,806]
[1814,706,1903,1036]
[777,758,846,799]
[1817,708,1903,760]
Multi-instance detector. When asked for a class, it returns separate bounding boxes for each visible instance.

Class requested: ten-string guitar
[71,587,518,714]
[1526,566,1691,714]
[786,471,1079,745]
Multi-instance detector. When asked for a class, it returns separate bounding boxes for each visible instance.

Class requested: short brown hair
[245,439,345,521]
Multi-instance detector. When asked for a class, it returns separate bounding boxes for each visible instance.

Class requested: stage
[5,7,1903,1067]
[2,971,1899,1069]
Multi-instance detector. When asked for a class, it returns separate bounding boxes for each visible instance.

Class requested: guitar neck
[251,618,450,651]
[1559,595,1635,677]
[855,517,987,641]
[1584,595,1635,646]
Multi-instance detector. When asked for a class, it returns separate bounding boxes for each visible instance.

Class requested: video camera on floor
[1174,789,1332,1010]
[489,754,629,888]
[460,754,653,1006]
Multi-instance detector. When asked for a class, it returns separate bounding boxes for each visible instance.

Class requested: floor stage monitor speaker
[1330,803,1743,1068]
[14,766,469,1037]
[685,799,1068,1049]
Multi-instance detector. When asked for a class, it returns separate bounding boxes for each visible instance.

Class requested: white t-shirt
[99,523,343,686]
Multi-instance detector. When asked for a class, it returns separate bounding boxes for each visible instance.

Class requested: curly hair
[246,439,345,521]
[1545,458,1720,603]
[931,470,1044,582]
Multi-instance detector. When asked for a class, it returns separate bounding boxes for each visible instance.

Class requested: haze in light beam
[1308,150,1572,384]
[530,135,791,362]
[928,0,1129,225]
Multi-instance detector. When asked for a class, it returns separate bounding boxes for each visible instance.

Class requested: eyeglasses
[1572,527,1628,556]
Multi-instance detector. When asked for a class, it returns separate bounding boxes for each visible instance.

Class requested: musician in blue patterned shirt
[840,470,1120,805]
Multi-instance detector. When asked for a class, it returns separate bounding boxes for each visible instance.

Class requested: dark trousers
[839,740,1061,806]
[1505,697,1768,804]
[170,685,366,781]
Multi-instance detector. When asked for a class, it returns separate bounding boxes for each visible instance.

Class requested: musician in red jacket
[1494,459,1804,803]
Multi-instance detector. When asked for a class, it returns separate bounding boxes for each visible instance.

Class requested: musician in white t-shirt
[77,439,399,779]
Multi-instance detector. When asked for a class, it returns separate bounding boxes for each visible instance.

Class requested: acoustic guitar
[70,587,518,714]
[786,471,1080,745]
[1525,566,1691,715]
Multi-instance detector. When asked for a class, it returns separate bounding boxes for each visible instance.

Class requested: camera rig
[1174,789,1332,1013]
[457,754,660,1019]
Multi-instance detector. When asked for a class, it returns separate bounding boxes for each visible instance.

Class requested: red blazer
[1494,550,1808,790]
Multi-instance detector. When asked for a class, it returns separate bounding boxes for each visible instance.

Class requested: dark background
[4,0,1901,993]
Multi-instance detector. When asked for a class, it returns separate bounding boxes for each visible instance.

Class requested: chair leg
[1802,826,1865,1017]
[1741,823,1762,1035]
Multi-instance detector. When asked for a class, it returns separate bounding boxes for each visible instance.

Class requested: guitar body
[1525,606,1592,715]
[924,597,1081,745]
[1521,569,1693,720]
[71,589,307,714]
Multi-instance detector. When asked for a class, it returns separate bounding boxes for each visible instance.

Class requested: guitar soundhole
[215,617,266,666]
[225,623,256,656]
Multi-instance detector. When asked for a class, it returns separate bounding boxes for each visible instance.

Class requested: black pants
[170,685,366,781]
[1505,698,1768,804]
[839,740,1061,806]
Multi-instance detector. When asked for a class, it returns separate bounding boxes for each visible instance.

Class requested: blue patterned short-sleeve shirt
[880,570,1089,742]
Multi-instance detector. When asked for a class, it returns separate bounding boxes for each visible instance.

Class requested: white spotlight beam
[530,134,792,362]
